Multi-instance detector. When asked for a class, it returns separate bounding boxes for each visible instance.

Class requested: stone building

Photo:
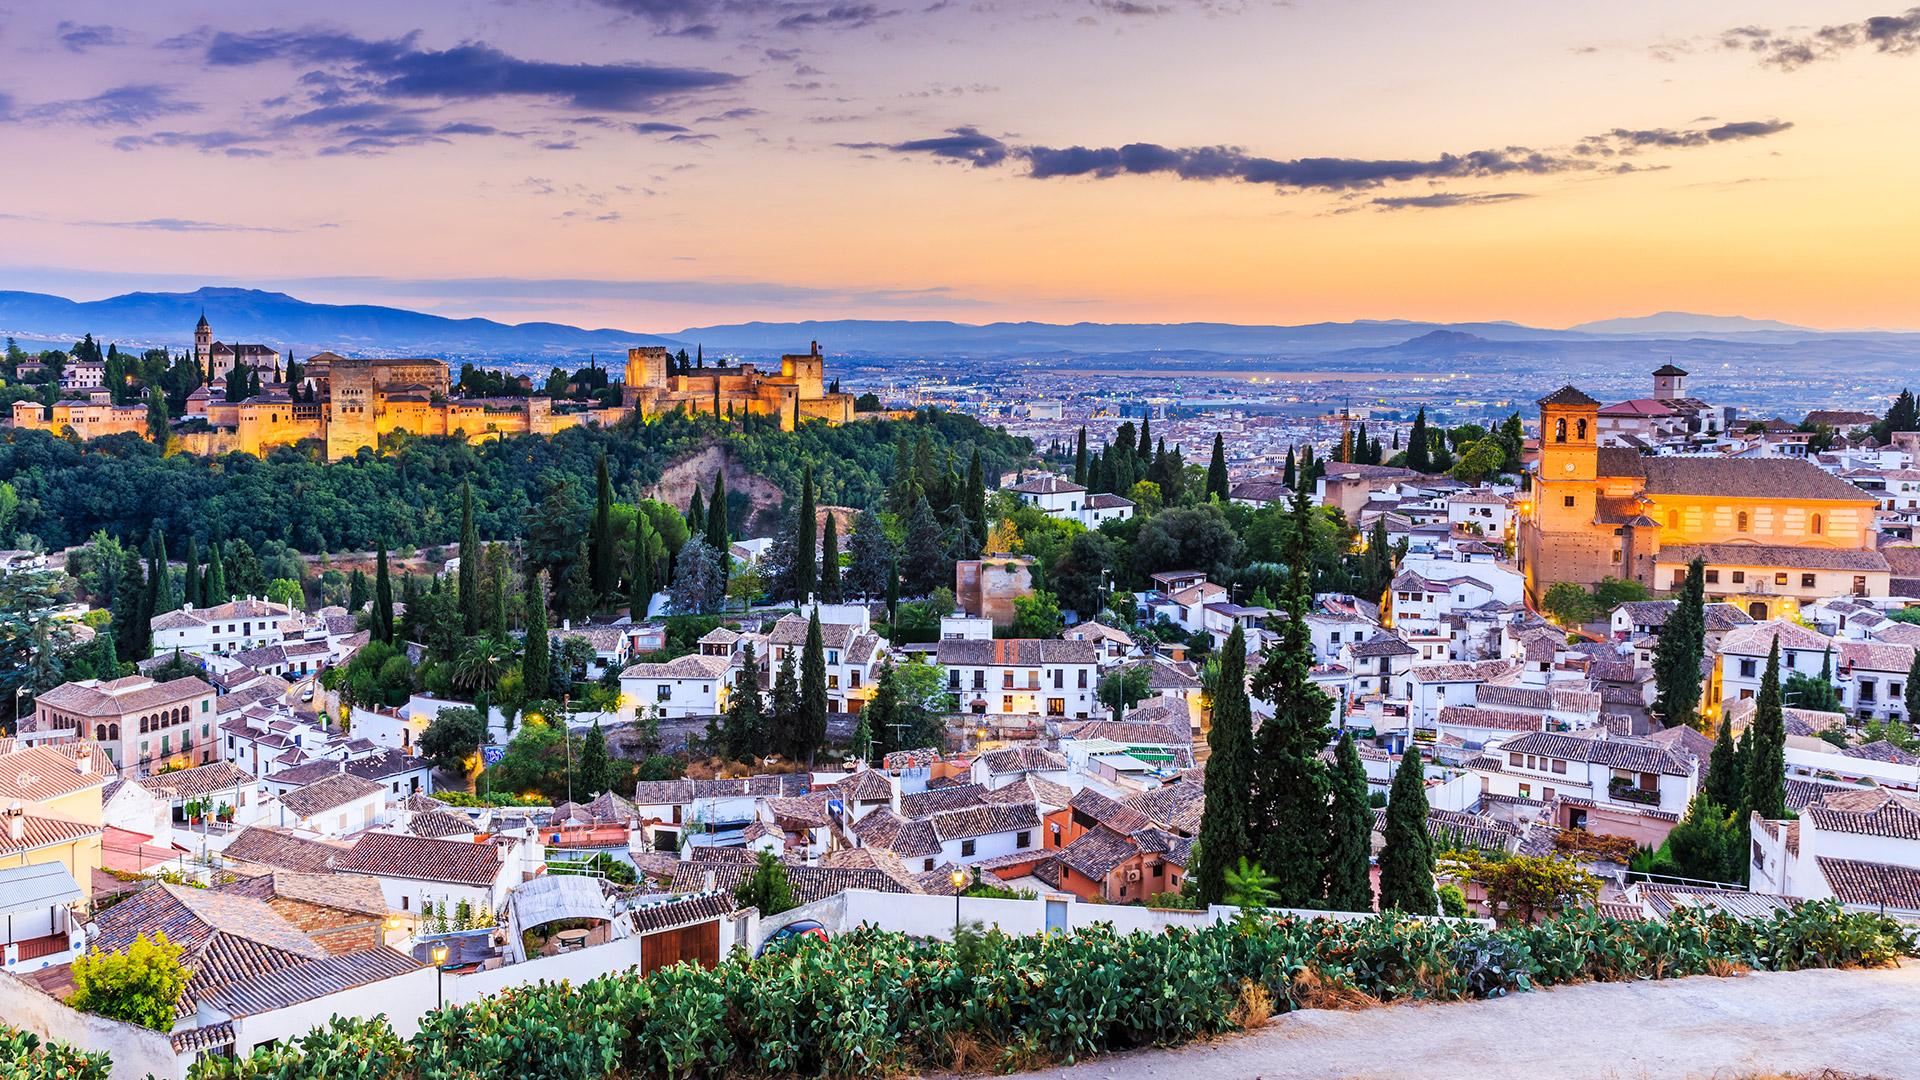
[1519,385,1886,618]
[622,340,854,431]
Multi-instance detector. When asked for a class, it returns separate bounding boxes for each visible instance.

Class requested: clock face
[1564,462,1576,473]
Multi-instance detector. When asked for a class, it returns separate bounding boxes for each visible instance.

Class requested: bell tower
[194,311,213,370]
[1536,385,1600,531]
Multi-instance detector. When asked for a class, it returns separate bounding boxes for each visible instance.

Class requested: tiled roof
[979,745,1069,775]
[1058,825,1143,880]
[1637,457,1876,503]
[1657,542,1889,574]
[279,773,384,816]
[1407,659,1518,684]
[0,745,107,803]
[1371,806,1518,853]
[834,769,895,802]
[1351,633,1418,658]
[1720,620,1834,656]
[935,639,1098,666]
[666,859,911,904]
[1804,789,1920,840]
[92,883,326,962]
[900,783,987,817]
[137,762,256,803]
[631,890,736,932]
[203,947,421,1018]
[1816,857,1920,911]
[1008,475,1086,495]
[34,675,212,717]
[1838,640,1917,673]
[0,813,100,857]
[928,803,1041,842]
[983,774,1074,810]
[1841,740,1920,766]
[410,809,478,838]
[1067,788,1152,834]
[1437,705,1548,733]
[1495,731,1694,776]
[336,833,503,886]
[1538,385,1600,406]
[223,869,388,917]
[1122,781,1205,835]
[619,653,730,680]
[222,826,347,872]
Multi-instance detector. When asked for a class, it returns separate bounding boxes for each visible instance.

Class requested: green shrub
[148,901,1914,1080]
[0,1026,112,1080]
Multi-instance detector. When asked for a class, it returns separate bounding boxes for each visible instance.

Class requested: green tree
[793,466,817,601]
[1097,665,1152,722]
[69,932,188,1032]
[577,720,612,797]
[818,511,841,602]
[795,610,829,763]
[770,649,800,759]
[1540,581,1598,626]
[1222,857,1279,909]
[1652,558,1706,727]
[1205,433,1229,502]
[705,472,730,587]
[723,641,767,760]
[591,452,617,602]
[862,655,899,762]
[735,850,796,916]
[1010,590,1064,638]
[1742,638,1788,821]
[1191,625,1254,906]
[1325,731,1375,913]
[371,545,394,644]
[1667,795,1742,885]
[347,568,369,614]
[420,706,487,772]
[845,508,894,599]
[1407,407,1431,473]
[459,482,481,636]
[523,573,551,701]
[1378,748,1436,914]
[203,542,227,606]
[1705,714,1740,809]
[1073,426,1088,486]
[629,512,661,620]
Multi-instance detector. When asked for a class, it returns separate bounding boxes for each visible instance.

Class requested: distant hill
[0,287,683,360]
[1566,311,1812,335]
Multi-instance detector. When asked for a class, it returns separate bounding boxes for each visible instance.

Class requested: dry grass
[943,1031,995,1074]
[1290,966,1379,1011]
[1705,957,1751,978]
[1230,979,1273,1029]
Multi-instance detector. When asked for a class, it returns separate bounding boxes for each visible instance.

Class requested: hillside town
[4,334,1920,1076]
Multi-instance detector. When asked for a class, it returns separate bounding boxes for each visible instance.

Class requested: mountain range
[1,287,1915,368]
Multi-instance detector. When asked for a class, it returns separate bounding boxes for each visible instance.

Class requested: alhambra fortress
[10,315,855,459]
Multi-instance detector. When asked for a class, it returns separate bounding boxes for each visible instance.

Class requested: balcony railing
[1608,780,1661,806]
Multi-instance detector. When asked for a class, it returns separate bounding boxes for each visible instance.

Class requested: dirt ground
[1009,963,1920,1080]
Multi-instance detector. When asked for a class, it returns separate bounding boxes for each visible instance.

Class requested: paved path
[1012,964,1920,1080]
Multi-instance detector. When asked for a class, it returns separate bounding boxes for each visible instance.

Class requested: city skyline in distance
[1,1,1918,330]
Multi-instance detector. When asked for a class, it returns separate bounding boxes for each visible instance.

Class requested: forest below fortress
[0,409,1029,555]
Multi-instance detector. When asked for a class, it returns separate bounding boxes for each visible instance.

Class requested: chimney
[73,745,91,774]
[702,870,716,892]
[5,802,23,843]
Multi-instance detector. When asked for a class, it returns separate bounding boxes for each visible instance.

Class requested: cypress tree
[1206,433,1229,501]
[686,486,706,540]
[204,544,227,605]
[1652,558,1707,727]
[724,641,766,760]
[523,572,551,700]
[115,551,149,662]
[148,533,175,614]
[181,536,200,609]
[796,610,829,764]
[459,482,481,636]
[591,452,616,601]
[1407,408,1431,472]
[794,466,817,601]
[1073,427,1088,486]
[629,516,657,620]
[1325,732,1375,913]
[1191,625,1255,906]
[373,545,394,644]
[348,568,369,613]
[1706,714,1739,809]
[491,550,512,639]
[965,447,987,551]
[818,512,841,602]
[771,649,800,760]
[1283,446,1297,490]
[578,721,611,797]
[1137,415,1152,458]
[705,473,729,557]
[1378,748,1436,914]
[1742,638,1788,820]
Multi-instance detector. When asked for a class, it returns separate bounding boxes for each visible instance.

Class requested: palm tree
[453,637,511,714]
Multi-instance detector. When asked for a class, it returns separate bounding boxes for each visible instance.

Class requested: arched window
[1737,511,1749,533]
[108,723,119,741]
[1811,513,1823,535]
[1576,418,1588,441]
[95,723,107,741]
[1554,418,1567,443]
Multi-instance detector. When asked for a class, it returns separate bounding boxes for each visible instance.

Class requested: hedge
[19,901,1914,1080]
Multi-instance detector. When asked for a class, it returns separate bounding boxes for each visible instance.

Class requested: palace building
[12,316,858,460]
[1518,385,1889,619]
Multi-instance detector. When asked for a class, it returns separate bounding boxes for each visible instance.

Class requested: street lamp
[430,943,449,1009]
[949,867,968,938]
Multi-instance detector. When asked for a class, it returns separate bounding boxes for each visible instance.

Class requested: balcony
[1608,779,1661,806]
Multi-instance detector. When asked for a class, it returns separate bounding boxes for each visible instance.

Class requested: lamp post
[949,867,968,939]
[430,943,449,1009]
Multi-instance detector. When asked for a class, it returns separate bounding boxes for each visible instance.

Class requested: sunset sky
[2,1,1918,331]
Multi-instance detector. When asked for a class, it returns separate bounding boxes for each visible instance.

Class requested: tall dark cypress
[591,452,616,602]
[1742,638,1788,820]
[115,551,149,662]
[794,467,817,602]
[373,544,394,644]
[1283,446,1297,491]
[705,472,730,576]
[204,544,227,605]
[1137,415,1152,458]
[1378,748,1436,914]
[965,447,987,551]
[630,515,657,620]
[1653,558,1707,727]
[459,482,481,636]
[1206,433,1229,502]
[1073,427,1088,486]
[1407,408,1431,473]
[1325,732,1375,913]
[523,572,551,700]
[796,610,829,763]
[1191,625,1255,906]
[181,536,200,609]
[148,533,175,614]
[1705,714,1739,809]
[818,513,841,602]
[686,486,706,540]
